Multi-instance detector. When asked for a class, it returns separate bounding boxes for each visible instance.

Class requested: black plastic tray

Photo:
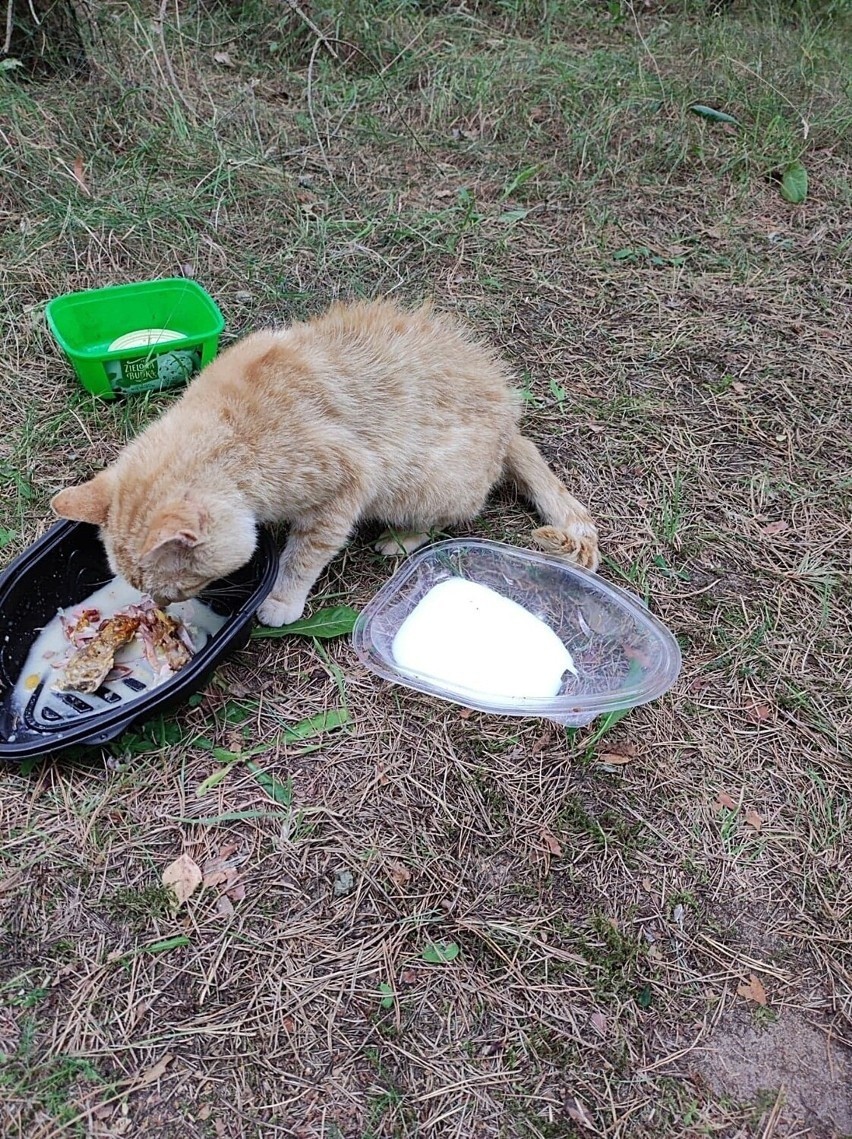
[0,520,278,762]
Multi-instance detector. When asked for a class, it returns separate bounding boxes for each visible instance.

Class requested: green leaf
[780,161,808,204]
[211,747,241,763]
[549,377,567,404]
[637,984,653,1008]
[378,982,395,1009]
[421,941,460,964]
[498,208,532,224]
[177,809,287,825]
[613,246,650,263]
[252,605,359,640]
[688,104,739,126]
[0,527,14,549]
[218,699,256,724]
[195,767,233,796]
[501,164,539,198]
[110,935,190,964]
[246,761,293,806]
[283,707,349,743]
[0,59,23,72]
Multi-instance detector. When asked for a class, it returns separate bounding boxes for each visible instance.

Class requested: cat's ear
[140,501,209,562]
[51,473,112,525]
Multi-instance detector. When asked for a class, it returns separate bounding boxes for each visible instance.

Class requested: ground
[0,1,850,1136]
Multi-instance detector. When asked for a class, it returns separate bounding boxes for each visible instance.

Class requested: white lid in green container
[108,328,185,352]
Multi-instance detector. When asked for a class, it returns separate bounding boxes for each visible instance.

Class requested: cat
[51,299,599,626]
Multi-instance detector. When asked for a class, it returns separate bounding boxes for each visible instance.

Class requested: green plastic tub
[45,278,225,398]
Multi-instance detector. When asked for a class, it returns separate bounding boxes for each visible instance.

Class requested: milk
[12,578,226,716]
[391,578,576,702]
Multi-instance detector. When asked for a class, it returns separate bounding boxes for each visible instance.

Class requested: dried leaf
[197,1105,212,1121]
[72,155,89,195]
[737,973,767,1006]
[202,852,239,890]
[565,1095,595,1129]
[745,701,772,724]
[540,828,563,856]
[138,1053,174,1086]
[716,790,737,810]
[760,520,788,536]
[213,51,234,66]
[226,881,246,903]
[744,808,763,833]
[388,861,411,888]
[162,854,202,907]
[590,1011,607,1035]
[215,895,235,918]
[597,751,634,766]
[458,708,473,720]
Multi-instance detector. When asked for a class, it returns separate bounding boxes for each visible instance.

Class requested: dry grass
[1,1,851,1136]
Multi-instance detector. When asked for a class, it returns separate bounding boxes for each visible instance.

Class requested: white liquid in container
[12,578,226,716]
[391,578,576,702]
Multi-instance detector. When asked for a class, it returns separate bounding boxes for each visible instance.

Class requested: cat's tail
[504,434,600,570]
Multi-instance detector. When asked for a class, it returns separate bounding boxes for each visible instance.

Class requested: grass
[1,0,851,1135]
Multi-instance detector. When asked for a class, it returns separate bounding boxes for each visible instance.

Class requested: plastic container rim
[45,278,225,362]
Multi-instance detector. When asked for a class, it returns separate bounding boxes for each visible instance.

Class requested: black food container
[0,520,278,762]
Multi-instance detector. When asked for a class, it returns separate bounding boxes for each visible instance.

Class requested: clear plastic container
[352,539,682,726]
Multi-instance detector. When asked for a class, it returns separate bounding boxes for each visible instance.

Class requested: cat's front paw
[531,519,600,571]
[257,594,306,627]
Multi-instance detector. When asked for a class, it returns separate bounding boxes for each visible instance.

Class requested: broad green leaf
[549,377,567,404]
[498,208,532,224]
[688,104,739,126]
[283,707,349,743]
[421,941,460,964]
[378,982,395,1009]
[252,605,359,640]
[246,761,293,806]
[780,161,808,204]
[0,527,14,549]
[0,59,23,72]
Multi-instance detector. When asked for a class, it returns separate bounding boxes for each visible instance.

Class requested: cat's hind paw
[531,520,599,571]
[374,530,431,556]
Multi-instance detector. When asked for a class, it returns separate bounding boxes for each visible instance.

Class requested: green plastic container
[45,278,225,398]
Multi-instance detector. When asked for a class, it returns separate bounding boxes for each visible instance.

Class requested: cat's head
[51,472,258,604]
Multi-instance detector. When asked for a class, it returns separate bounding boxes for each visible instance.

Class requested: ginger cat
[51,299,599,626]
